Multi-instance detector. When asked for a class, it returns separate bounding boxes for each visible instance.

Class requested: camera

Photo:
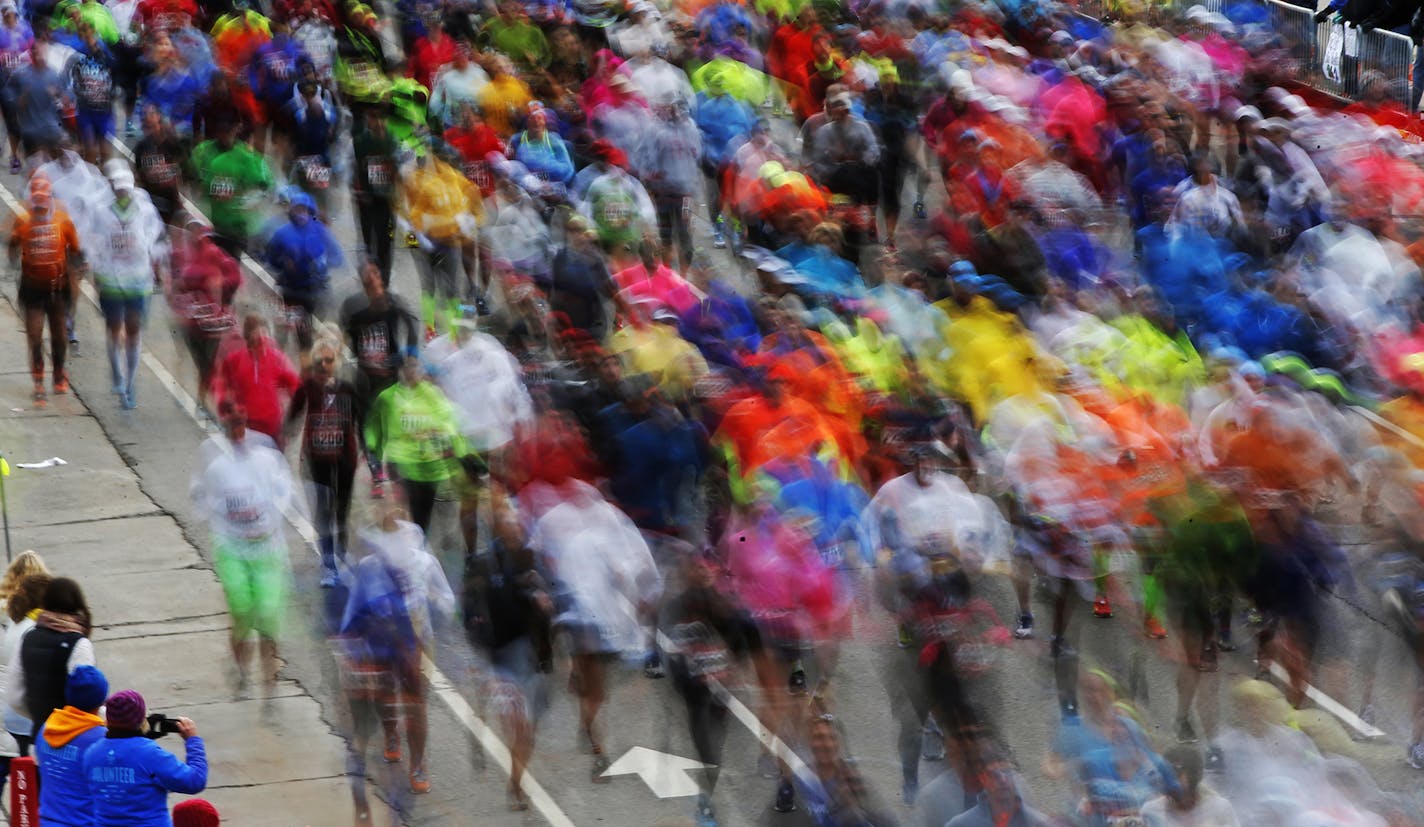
[144,713,183,739]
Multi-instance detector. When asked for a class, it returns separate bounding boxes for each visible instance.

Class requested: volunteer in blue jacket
[265,191,344,354]
[36,665,108,827]
[84,690,207,827]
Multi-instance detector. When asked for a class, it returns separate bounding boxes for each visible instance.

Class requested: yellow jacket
[399,158,484,243]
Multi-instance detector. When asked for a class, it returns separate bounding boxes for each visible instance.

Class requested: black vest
[19,626,83,737]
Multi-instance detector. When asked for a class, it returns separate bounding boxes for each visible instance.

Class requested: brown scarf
[35,610,88,637]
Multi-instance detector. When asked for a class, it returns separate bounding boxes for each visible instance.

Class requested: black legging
[672,667,728,795]
[356,197,394,287]
[398,476,440,535]
[309,460,356,570]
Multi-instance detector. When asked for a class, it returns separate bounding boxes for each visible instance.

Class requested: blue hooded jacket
[265,193,344,294]
[36,706,107,827]
[83,734,207,827]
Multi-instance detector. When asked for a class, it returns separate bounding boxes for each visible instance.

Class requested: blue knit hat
[65,665,108,712]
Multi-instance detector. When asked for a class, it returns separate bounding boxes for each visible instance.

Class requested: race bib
[599,198,631,227]
[299,156,331,189]
[210,176,236,201]
[110,230,135,257]
[224,493,261,527]
[366,159,392,192]
[358,324,389,367]
[463,160,491,192]
[142,155,178,187]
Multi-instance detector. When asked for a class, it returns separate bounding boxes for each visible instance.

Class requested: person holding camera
[36,664,107,827]
[83,689,207,826]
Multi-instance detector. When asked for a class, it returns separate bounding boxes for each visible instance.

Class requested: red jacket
[211,339,301,441]
[408,35,456,93]
[443,124,506,197]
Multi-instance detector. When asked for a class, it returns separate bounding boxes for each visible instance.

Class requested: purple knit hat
[104,690,146,730]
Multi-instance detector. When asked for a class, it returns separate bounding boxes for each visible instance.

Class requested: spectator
[19,577,95,741]
[84,690,207,824]
[36,664,108,827]
[0,553,47,786]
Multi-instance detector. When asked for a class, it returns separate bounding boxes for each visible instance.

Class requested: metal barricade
[1359,27,1416,107]
[1266,0,1317,83]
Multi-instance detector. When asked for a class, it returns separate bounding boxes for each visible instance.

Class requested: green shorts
[213,535,289,640]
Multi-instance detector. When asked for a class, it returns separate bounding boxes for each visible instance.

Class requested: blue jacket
[83,733,207,827]
[265,206,343,294]
[140,69,200,128]
[694,93,755,167]
[508,131,575,184]
[36,707,107,827]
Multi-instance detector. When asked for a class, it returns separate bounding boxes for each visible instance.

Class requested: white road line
[423,657,578,827]
[1264,662,1386,740]
[3,164,580,827]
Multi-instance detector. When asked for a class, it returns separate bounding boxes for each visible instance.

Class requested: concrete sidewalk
[0,295,388,826]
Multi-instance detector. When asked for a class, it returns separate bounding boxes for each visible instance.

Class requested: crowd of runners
[8,0,1424,824]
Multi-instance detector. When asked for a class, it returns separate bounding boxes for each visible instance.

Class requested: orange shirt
[10,207,80,289]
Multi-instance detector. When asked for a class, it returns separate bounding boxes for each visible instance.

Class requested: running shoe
[788,668,807,695]
[901,779,918,807]
[1216,629,1237,651]
[32,381,46,408]
[1205,745,1224,773]
[897,623,913,648]
[1093,595,1113,618]
[1176,717,1199,744]
[409,768,431,794]
[695,794,717,827]
[383,736,401,764]
[1143,616,1168,639]
[1408,742,1424,770]
[643,652,665,679]
[913,200,926,220]
[53,370,69,395]
[1013,613,1034,639]
[320,569,340,589]
[405,232,419,248]
[591,752,611,783]
[9,157,18,174]
[921,720,944,761]
[773,780,796,813]
[1198,643,1219,673]
[1049,635,1076,659]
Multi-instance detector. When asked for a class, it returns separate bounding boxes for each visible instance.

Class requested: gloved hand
[1314,7,1335,22]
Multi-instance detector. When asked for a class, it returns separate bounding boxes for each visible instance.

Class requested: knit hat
[65,665,109,712]
[104,690,146,730]
[172,798,220,827]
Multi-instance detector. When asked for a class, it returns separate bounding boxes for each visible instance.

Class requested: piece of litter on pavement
[15,457,68,469]
[9,408,22,412]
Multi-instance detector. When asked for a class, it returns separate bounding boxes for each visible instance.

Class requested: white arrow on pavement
[599,746,712,798]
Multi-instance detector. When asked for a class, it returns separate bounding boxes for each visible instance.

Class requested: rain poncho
[528,482,662,654]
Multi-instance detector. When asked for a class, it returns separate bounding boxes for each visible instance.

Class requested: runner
[85,162,165,409]
[190,399,295,704]
[285,333,367,587]
[9,173,82,406]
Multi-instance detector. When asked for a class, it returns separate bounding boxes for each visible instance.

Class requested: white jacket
[190,435,295,542]
[86,191,168,296]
